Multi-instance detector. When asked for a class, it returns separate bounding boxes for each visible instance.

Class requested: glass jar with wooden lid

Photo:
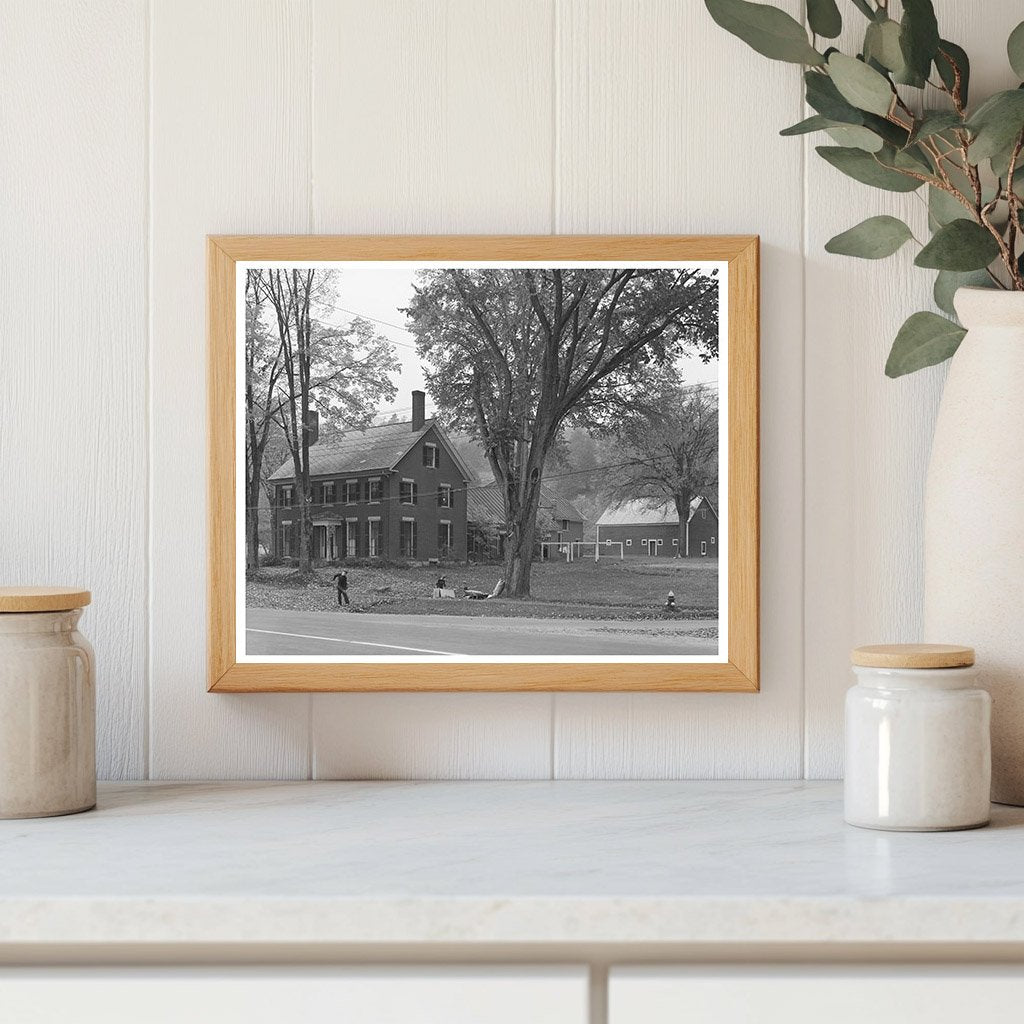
[845,643,991,831]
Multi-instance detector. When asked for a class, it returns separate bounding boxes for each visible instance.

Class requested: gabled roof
[467,481,586,526]
[596,495,717,528]
[268,418,473,482]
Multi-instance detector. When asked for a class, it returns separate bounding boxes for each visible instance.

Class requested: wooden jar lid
[0,587,91,613]
[851,643,975,669]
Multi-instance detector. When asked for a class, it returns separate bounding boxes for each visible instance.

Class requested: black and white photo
[238,261,727,663]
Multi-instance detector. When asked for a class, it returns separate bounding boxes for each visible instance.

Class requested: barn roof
[268,419,472,482]
[596,495,717,527]
[467,481,585,526]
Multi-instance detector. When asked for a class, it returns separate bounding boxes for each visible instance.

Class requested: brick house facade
[596,496,718,558]
[269,392,472,564]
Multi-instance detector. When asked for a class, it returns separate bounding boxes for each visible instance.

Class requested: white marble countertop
[2,781,1024,953]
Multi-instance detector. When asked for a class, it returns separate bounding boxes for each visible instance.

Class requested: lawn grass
[247,557,718,621]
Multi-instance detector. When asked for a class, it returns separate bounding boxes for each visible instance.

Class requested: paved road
[246,607,719,658]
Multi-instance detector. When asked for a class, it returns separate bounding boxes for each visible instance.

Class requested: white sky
[327,268,720,421]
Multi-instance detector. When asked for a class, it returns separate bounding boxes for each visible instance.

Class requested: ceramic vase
[923,287,1024,805]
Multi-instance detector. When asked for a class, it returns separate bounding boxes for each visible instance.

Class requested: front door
[312,525,327,560]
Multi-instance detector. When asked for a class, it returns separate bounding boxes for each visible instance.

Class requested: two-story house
[269,391,472,563]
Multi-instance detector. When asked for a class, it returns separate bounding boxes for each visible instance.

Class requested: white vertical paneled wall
[148,0,312,778]
[0,1,149,779]
[2,0,1018,780]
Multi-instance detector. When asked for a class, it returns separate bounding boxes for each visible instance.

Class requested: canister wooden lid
[0,587,91,613]
[851,643,975,669]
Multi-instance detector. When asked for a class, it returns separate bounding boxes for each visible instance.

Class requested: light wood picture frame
[208,235,759,692]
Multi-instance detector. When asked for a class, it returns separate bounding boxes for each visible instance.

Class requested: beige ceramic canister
[844,644,991,832]
[0,587,95,818]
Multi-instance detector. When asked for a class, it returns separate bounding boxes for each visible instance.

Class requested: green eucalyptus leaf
[816,145,923,191]
[864,19,905,74]
[825,215,914,259]
[827,53,894,116]
[967,89,1024,162]
[934,270,992,317]
[885,311,966,377]
[862,111,910,148]
[907,111,962,146]
[935,40,971,106]
[705,0,825,64]
[780,114,834,136]
[899,0,940,86]
[826,124,884,152]
[883,143,933,175]
[915,220,1001,271]
[991,132,1024,182]
[805,70,867,124]
[807,0,841,39]
[1009,21,1024,79]
[928,185,970,227]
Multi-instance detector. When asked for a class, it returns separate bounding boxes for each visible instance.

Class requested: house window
[367,518,381,558]
[343,479,359,504]
[437,483,452,508]
[346,518,358,558]
[423,443,439,469]
[561,519,569,531]
[655,539,663,548]
[672,538,679,546]
[701,509,707,520]
[400,479,417,505]
[367,477,382,503]
[321,481,336,505]
[438,519,453,556]
[625,539,632,547]
[279,486,294,506]
[711,536,716,545]
[400,518,417,558]
[701,541,707,556]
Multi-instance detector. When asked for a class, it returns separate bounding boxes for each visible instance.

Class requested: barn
[596,496,718,558]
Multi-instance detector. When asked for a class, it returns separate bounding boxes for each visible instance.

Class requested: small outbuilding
[467,482,586,561]
[596,496,718,558]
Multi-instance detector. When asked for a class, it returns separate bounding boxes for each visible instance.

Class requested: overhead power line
[246,450,714,513]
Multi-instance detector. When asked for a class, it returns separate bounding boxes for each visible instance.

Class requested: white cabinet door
[0,967,588,1024]
[610,967,1024,1024]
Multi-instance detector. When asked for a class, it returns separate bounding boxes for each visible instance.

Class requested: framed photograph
[208,235,758,692]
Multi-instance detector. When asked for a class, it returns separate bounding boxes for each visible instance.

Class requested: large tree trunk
[245,480,261,572]
[295,475,312,573]
[245,425,270,572]
[503,489,542,597]
[673,489,693,557]
[500,438,551,598]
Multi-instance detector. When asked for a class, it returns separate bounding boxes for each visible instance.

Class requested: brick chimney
[411,390,425,432]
